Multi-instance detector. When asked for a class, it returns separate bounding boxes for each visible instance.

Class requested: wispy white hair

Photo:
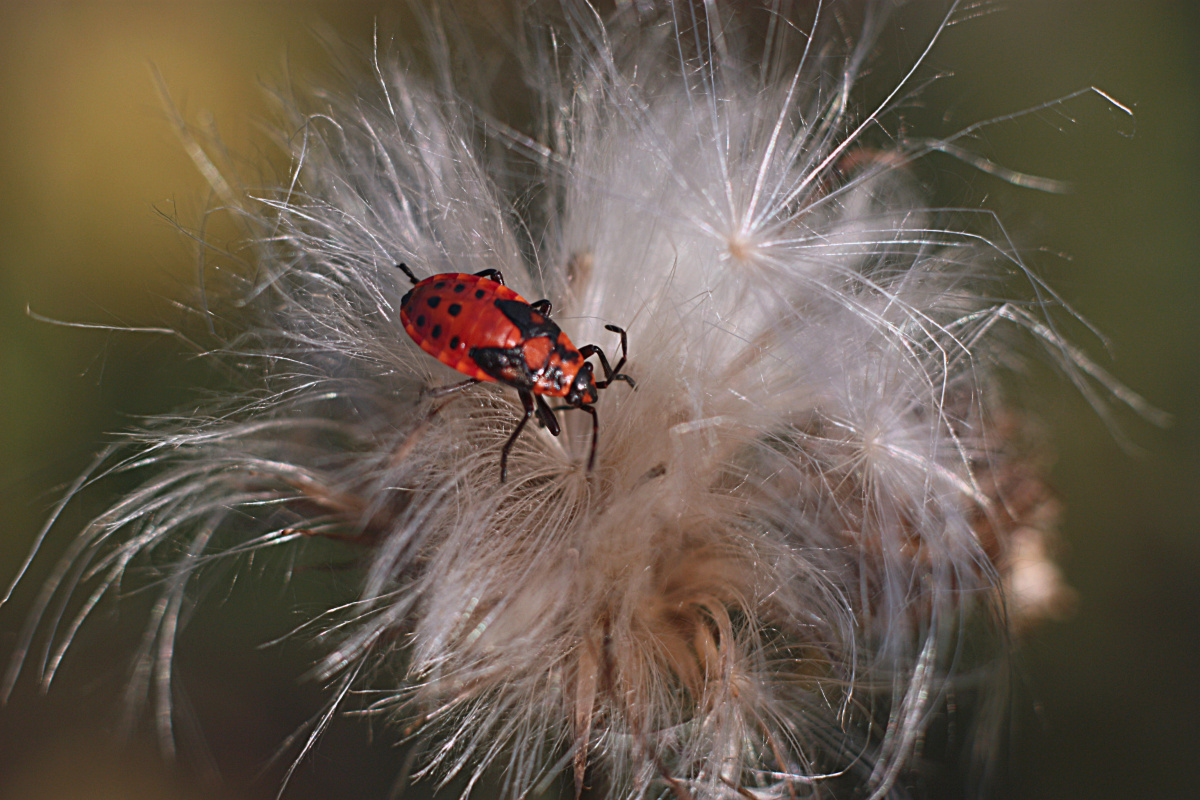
[6,1,1144,797]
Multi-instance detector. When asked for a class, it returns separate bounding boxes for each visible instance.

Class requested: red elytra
[397,264,634,481]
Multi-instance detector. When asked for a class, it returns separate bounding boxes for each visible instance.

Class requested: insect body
[397,263,634,481]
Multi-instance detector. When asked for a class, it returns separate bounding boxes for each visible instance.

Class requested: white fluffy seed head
[7,2,1113,798]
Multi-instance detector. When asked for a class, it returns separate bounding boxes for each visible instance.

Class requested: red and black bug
[397,263,634,481]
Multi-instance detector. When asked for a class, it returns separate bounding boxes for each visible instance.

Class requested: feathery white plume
[6,2,1142,798]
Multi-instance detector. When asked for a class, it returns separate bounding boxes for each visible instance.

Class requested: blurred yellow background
[0,2,1196,798]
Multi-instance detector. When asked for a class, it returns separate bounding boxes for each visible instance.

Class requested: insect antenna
[595,324,636,389]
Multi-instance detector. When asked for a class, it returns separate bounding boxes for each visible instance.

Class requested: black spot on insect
[431,325,442,339]
[448,303,462,317]
[454,283,466,293]
[434,281,447,290]
[450,336,460,350]
[416,315,427,328]
[475,289,486,299]
[427,296,441,309]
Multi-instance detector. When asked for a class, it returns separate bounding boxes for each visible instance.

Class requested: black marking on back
[470,346,536,389]
[494,298,560,341]
[553,340,581,362]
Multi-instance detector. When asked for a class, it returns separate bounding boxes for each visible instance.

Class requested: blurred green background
[0,2,1195,798]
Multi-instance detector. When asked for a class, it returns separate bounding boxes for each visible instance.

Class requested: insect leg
[603,372,636,389]
[396,262,420,285]
[474,269,505,285]
[500,389,537,483]
[534,394,561,436]
[576,403,600,471]
[530,299,552,316]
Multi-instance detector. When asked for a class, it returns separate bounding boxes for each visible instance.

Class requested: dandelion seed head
[4,1,1137,798]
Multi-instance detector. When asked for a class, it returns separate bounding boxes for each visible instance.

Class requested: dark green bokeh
[1,2,1195,798]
